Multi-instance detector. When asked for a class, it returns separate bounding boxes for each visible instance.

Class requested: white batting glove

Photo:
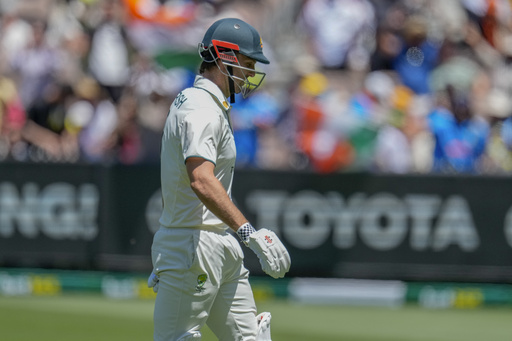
[256,312,272,341]
[237,223,291,279]
[147,271,159,293]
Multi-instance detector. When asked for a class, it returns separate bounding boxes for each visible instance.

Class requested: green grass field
[1,294,511,341]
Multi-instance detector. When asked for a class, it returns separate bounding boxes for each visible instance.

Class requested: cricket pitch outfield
[1,294,511,341]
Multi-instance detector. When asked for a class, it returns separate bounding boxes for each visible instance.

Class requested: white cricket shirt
[159,76,236,230]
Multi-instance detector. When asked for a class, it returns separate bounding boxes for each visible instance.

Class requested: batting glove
[256,312,272,341]
[147,271,159,293]
[237,223,291,279]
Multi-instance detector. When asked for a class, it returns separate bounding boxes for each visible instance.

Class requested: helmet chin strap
[227,65,235,103]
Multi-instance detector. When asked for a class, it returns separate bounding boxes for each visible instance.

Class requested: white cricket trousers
[151,227,258,341]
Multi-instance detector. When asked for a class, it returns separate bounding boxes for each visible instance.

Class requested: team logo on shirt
[174,92,188,109]
[195,274,208,293]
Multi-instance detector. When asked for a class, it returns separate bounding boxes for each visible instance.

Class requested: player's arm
[148,157,249,293]
[186,156,291,279]
[186,156,248,231]
[147,147,290,289]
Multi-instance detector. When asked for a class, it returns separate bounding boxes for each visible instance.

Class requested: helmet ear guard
[198,42,214,62]
[198,40,240,64]
[212,40,240,64]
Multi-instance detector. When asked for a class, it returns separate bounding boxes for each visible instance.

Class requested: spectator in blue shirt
[502,116,512,150]
[393,16,440,94]
[428,85,490,173]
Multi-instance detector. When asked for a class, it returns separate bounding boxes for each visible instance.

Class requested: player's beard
[227,64,266,98]
[217,60,266,98]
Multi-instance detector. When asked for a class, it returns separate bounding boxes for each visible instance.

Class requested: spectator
[392,16,441,94]
[502,116,512,151]
[343,71,396,170]
[297,0,376,70]
[292,71,354,173]
[87,0,132,103]
[0,0,511,175]
[374,85,416,173]
[427,85,490,173]
[0,75,26,161]
[0,6,32,70]
[108,88,161,165]
[482,89,512,173]
[69,76,118,163]
[20,81,74,162]
[11,19,62,110]
[370,24,402,71]
[429,39,482,95]
[230,90,281,168]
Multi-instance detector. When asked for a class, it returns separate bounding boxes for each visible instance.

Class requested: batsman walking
[148,18,291,341]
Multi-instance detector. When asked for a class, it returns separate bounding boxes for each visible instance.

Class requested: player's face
[232,54,256,92]
[217,52,265,98]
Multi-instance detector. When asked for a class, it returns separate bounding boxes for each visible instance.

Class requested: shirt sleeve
[180,109,220,165]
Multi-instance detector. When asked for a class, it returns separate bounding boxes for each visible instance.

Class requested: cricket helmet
[199,18,269,64]
[198,18,269,99]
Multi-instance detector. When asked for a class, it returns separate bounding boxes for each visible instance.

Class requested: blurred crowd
[1,0,512,174]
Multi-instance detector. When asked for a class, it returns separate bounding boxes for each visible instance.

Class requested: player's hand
[147,271,159,293]
[256,312,272,341]
[247,228,291,279]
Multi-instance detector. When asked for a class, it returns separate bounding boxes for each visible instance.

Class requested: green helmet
[199,18,269,64]
[198,18,269,99]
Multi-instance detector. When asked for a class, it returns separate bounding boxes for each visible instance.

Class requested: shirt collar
[194,75,231,111]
